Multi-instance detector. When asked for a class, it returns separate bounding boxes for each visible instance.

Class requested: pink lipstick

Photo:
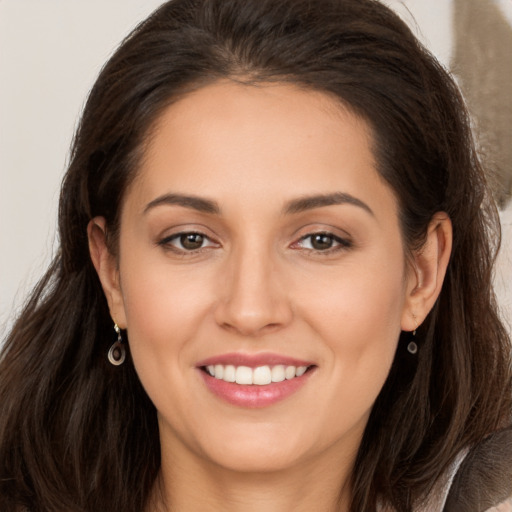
[196,352,316,408]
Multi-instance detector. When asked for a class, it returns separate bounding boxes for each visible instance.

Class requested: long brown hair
[1,1,511,510]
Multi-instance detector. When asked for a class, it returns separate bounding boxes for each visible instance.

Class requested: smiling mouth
[202,364,314,386]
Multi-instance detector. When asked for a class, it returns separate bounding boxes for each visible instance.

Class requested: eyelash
[158,231,218,253]
[292,232,353,254]
[157,231,353,255]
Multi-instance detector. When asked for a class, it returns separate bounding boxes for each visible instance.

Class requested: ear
[401,212,452,331]
[87,217,127,328]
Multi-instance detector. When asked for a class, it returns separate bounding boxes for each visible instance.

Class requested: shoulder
[380,428,512,512]
[443,426,512,511]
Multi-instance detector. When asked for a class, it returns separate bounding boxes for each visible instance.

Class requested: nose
[214,244,293,337]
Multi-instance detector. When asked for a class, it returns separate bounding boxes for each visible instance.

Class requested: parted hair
[1,0,511,511]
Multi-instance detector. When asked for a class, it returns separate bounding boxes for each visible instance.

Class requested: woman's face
[106,81,418,473]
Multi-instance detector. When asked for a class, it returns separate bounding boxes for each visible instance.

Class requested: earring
[407,329,418,355]
[108,323,126,366]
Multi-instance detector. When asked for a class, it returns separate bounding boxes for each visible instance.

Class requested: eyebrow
[144,193,221,215]
[283,192,374,216]
[143,191,373,217]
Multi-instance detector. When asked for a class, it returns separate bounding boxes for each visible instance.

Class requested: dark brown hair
[1,0,511,510]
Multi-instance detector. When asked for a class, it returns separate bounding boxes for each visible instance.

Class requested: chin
[195,428,311,474]
[209,448,305,474]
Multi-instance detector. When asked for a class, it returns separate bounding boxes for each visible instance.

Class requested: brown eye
[179,233,205,250]
[310,234,335,250]
[159,231,217,252]
[293,232,352,253]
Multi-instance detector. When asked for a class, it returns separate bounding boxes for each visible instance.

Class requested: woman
[1,0,511,510]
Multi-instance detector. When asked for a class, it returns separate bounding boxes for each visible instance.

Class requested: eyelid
[155,224,353,255]
[157,229,220,252]
[290,230,353,253]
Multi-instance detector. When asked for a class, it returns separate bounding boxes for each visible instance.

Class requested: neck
[148,446,354,512]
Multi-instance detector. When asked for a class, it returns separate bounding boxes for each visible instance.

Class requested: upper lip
[196,352,315,369]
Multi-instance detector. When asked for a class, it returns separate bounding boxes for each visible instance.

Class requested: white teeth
[223,365,236,382]
[214,364,224,379]
[235,366,253,385]
[271,365,286,383]
[285,366,296,380]
[296,366,307,377]
[205,364,310,385]
[253,366,272,385]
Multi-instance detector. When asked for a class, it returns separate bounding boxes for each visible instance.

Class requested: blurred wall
[0,1,165,334]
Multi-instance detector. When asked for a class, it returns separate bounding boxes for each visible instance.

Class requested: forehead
[126,80,398,220]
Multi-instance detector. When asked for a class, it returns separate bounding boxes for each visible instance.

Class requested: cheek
[117,250,215,383]
[298,253,406,347]
[294,255,406,413]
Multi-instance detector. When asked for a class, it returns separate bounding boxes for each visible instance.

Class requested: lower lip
[199,369,314,408]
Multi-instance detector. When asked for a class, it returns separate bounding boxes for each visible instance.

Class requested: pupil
[181,233,204,250]
[312,234,333,250]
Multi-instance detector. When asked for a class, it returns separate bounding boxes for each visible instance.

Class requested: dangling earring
[407,329,418,355]
[108,323,126,366]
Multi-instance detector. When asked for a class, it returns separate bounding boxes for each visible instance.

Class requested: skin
[89,81,452,512]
